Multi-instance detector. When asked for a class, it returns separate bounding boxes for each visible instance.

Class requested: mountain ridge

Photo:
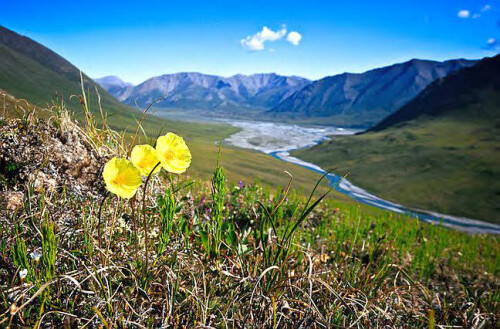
[97,71,310,112]
[370,54,500,131]
[97,58,478,126]
[267,58,477,127]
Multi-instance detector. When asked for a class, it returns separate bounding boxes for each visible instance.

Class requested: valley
[182,115,500,232]
[293,55,500,224]
[1,24,498,226]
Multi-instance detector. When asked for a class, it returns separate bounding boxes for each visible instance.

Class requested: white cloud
[481,4,491,12]
[472,13,481,19]
[286,31,302,46]
[240,26,287,51]
[487,37,496,45]
[260,26,287,41]
[457,10,470,18]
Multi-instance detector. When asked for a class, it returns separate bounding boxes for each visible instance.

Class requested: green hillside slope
[0,26,131,118]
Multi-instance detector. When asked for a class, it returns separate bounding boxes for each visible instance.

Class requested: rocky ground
[0,114,105,211]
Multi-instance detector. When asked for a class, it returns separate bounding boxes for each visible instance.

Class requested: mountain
[292,55,500,223]
[94,75,134,101]
[94,75,132,89]
[0,25,138,122]
[371,55,500,131]
[268,58,477,127]
[98,72,310,113]
[96,59,477,126]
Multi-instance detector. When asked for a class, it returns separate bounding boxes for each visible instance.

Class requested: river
[223,120,500,234]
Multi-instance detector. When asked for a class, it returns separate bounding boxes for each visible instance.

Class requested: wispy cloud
[485,37,500,51]
[457,10,470,18]
[481,4,491,12]
[240,26,287,51]
[286,31,302,46]
[461,5,491,19]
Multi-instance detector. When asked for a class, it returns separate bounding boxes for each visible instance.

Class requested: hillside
[0,25,133,119]
[97,72,310,115]
[269,58,476,127]
[371,54,500,130]
[292,55,500,223]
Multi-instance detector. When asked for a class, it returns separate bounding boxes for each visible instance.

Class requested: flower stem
[130,195,138,261]
[142,162,161,281]
[105,197,121,266]
[97,191,110,265]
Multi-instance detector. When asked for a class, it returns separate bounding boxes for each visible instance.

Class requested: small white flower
[30,251,42,262]
[150,227,159,239]
[19,269,28,279]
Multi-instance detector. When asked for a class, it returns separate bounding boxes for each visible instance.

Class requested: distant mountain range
[268,58,476,127]
[96,73,310,113]
[98,59,476,127]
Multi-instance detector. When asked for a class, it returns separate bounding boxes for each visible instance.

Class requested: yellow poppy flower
[156,133,192,174]
[131,144,161,176]
[102,157,142,199]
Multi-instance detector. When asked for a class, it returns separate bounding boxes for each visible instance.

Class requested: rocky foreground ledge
[0,115,106,211]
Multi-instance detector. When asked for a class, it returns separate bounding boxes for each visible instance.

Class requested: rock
[0,116,106,199]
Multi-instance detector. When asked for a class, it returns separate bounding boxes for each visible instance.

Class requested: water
[224,120,356,153]
[224,120,500,234]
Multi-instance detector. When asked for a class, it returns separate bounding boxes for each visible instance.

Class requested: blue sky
[1,0,498,84]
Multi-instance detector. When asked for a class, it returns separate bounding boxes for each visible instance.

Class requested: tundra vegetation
[0,94,498,328]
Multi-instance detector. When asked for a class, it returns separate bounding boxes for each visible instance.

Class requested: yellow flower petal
[131,144,161,176]
[102,157,142,199]
[156,133,192,174]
